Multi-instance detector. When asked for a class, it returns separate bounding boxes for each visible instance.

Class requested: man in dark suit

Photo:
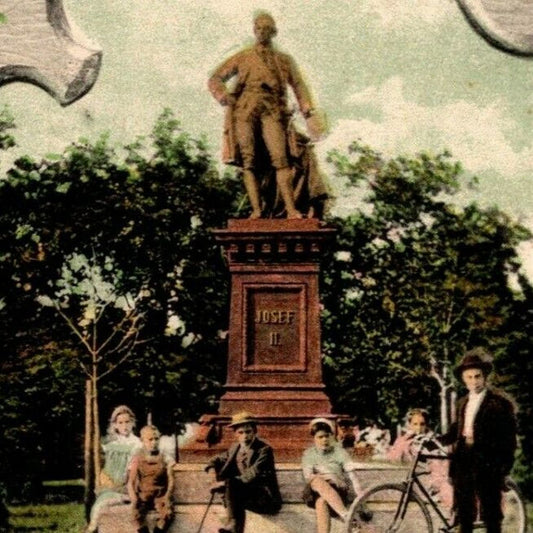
[444,347,517,533]
[206,411,282,533]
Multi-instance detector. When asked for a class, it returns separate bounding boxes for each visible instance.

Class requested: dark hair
[337,418,354,428]
[253,11,276,26]
[310,421,334,436]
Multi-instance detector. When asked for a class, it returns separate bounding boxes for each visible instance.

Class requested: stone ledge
[97,463,409,532]
[173,462,407,503]
[99,503,348,533]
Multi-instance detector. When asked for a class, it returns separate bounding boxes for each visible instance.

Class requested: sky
[1,0,533,274]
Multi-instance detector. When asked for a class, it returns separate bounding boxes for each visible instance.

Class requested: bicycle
[345,434,527,533]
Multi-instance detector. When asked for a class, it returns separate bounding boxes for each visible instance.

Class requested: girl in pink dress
[387,408,453,515]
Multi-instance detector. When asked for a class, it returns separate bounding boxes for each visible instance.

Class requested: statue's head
[253,11,277,43]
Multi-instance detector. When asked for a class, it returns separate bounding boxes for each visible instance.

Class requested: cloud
[201,0,296,23]
[317,75,533,225]
[360,0,457,29]
[321,76,532,179]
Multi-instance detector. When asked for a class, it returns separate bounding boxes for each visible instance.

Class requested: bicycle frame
[347,434,526,533]
[397,438,454,531]
[409,458,454,530]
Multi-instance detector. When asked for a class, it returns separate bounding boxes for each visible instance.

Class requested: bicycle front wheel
[501,479,527,533]
[345,483,433,533]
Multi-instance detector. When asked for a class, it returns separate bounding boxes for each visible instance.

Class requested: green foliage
[497,275,533,495]
[0,344,83,502]
[8,503,84,532]
[37,251,152,389]
[1,114,532,500]
[0,109,243,497]
[0,106,16,152]
[322,142,532,429]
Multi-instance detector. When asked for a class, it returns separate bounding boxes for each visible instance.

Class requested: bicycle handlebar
[411,433,449,459]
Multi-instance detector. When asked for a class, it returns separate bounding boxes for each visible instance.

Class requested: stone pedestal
[179,218,336,461]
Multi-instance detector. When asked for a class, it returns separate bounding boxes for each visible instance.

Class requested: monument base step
[97,463,408,532]
[99,503,348,533]
[173,461,407,503]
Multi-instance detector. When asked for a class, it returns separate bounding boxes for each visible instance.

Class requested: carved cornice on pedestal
[213,219,336,265]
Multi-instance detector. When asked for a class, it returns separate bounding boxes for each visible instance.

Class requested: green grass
[41,480,84,488]
[8,503,85,533]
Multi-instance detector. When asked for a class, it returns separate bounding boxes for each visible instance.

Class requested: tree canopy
[0,109,243,497]
[0,115,532,499]
[321,142,530,425]
[320,141,532,491]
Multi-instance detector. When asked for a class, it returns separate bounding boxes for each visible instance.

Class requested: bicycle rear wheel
[501,479,527,533]
[345,483,434,533]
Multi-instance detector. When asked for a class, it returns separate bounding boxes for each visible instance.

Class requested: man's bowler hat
[228,411,257,429]
[454,347,494,379]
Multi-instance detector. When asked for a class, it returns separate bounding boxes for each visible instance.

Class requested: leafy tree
[0,109,243,504]
[37,251,150,511]
[321,142,531,435]
[0,106,15,152]
[497,274,533,495]
[0,105,17,526]
[1,108,532,506]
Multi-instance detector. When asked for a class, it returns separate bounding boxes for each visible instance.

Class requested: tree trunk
[83,379,94,522]
[91,374,100,490]
[440,364,450,433]
[450,389,457,423]
[440,386,448,433]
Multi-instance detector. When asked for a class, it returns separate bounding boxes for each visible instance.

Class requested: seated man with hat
[442,347,517,533]
[206,411,282,533]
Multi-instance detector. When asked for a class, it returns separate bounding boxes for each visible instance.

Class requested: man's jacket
[443,388,517,479]
[206,437,282,513]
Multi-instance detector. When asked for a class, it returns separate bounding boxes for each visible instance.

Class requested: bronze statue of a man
[208,12,326,219]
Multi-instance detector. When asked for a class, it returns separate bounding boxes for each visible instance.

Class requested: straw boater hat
[228,411,258,429]
[454,347,494,379]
